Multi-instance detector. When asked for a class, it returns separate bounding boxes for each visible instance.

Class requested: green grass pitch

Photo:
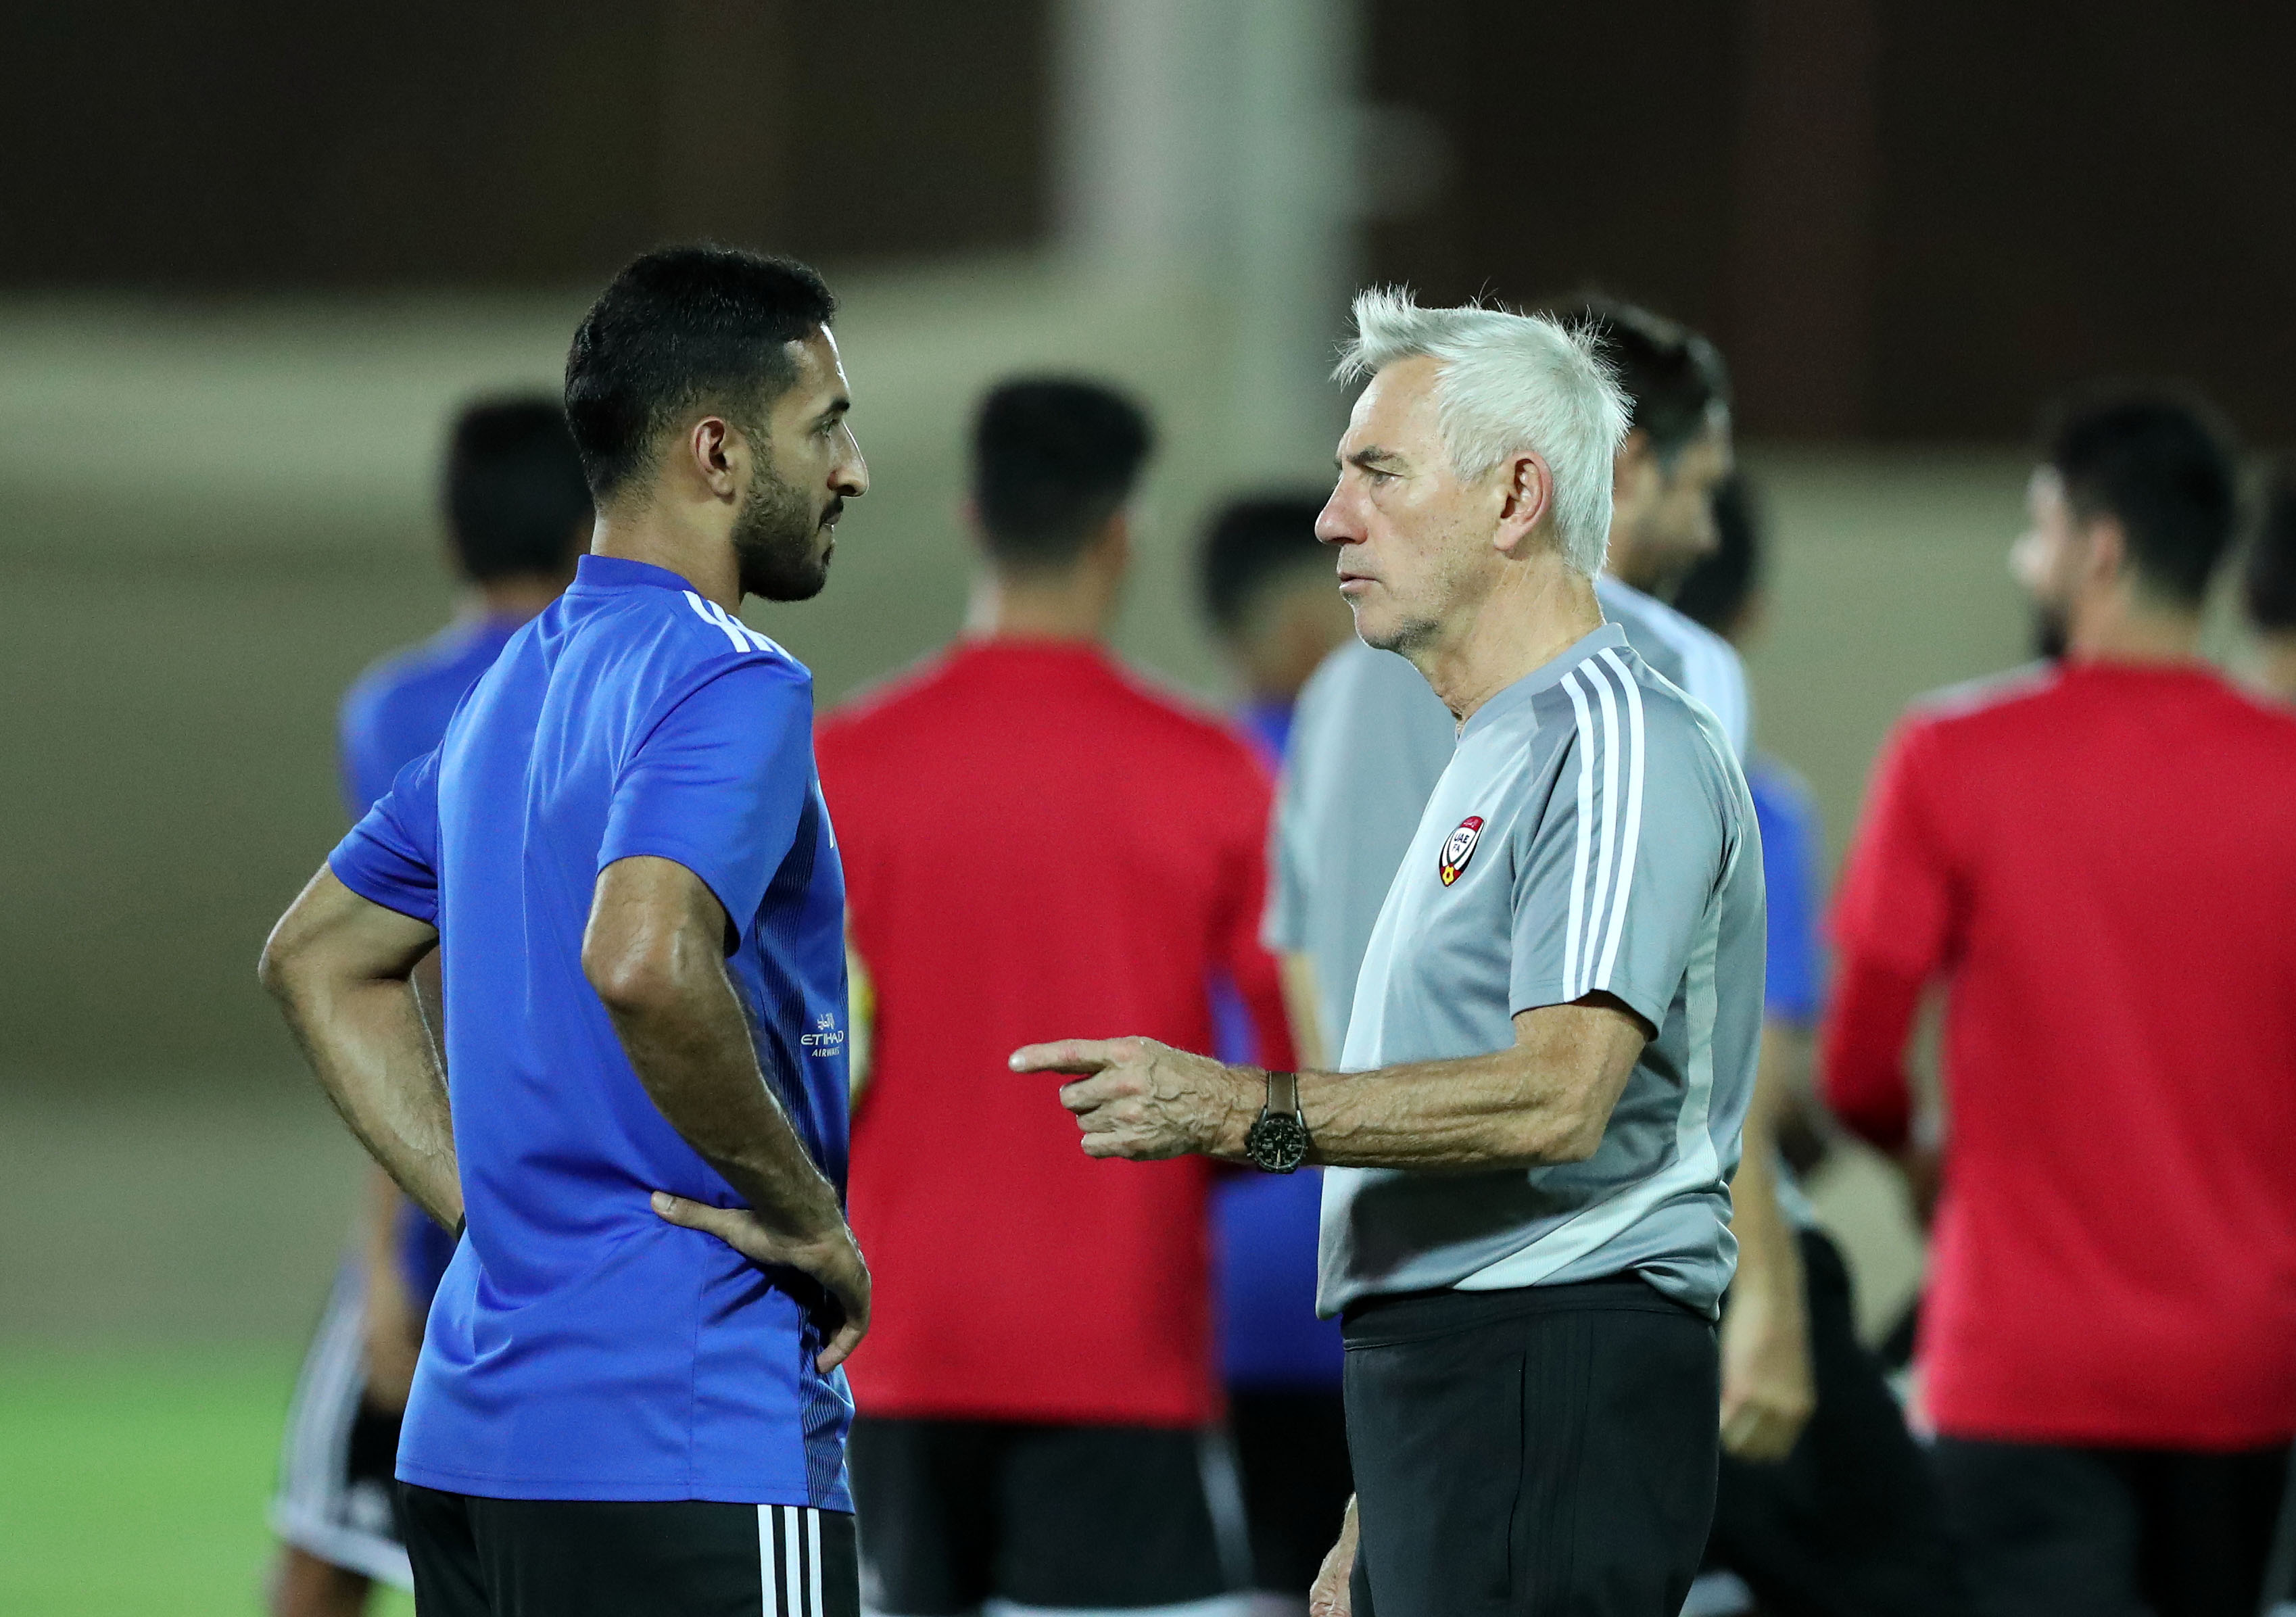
[0,1347,414,1616]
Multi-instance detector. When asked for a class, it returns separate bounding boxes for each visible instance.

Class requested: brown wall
[0,0,1050,288]
[1362,0,2296,442]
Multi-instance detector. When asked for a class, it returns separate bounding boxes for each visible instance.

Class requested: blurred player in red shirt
[1825,389,2296,1616]
[818,379,1294,1617]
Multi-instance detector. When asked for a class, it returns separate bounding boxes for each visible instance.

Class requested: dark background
[6,1,2292,442]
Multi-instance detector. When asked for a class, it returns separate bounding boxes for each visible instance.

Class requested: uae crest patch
[1439,815,1485,886]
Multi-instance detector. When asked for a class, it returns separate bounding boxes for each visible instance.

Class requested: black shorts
[400,1485,857,1617]
[1703,1229,1974,1616]
[270,1260,413,1589]
[846,1416,1241,1613]
[1227,1389,1354,1596]
[1930,1432,2291,1617]
[1342,1274,1719,1617]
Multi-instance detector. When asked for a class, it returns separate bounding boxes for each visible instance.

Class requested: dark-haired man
[269,396,591,1617]
[818,380,1293,1617]
[1827,389,2296,1615]
[261,247,871,1616]
[1198,496,1357,1614]
[1201,495,1359,768]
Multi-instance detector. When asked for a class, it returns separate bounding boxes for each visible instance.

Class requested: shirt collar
[566,554,700,596]
[1459,623,1631,739]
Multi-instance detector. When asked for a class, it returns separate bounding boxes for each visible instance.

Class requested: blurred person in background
[1200,494,1359,769]
[2244,462,2296,701]
[262,246,874,1616]
[267,396,589,1617]
[1197,495,1358,1616]
[1673,477,1973,1617]
[817,380,1294,1617]
[1825,389,2296,1616]
[1016,288,1761,1617]
[1266,304,1817,1535]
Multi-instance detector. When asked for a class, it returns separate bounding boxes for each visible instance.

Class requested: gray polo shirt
[1317,624,1765,1318]
[1268,575,1747,1055]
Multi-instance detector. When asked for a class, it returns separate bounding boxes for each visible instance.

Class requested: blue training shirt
[339,614,525,1316]
[1746,753,1825,1027]
[329,554,854,1507]
[1210,698,1345,1390]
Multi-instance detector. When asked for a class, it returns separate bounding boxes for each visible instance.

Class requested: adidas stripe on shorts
[400,1486,858,1617]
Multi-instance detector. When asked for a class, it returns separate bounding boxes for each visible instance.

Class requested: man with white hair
[1011,291,1764,1616]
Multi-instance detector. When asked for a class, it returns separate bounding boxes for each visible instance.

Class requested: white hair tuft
[1335,287,1629,575]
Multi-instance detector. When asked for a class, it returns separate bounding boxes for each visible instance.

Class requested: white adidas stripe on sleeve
[1590,648,1648,993]
[1558,654,1650,1000]
[1560,671,1598,1000]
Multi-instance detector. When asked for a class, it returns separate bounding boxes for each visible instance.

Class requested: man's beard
[732,458,838,603]
[2031,604,2070,661]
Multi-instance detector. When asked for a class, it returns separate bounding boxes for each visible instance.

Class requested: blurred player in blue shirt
[262,247,874,1617]
[268,397,588,1617]
[1197,495,1358,1612]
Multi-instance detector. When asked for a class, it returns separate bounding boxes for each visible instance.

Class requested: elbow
[1507,1101,1608,1166]
[257,916,306,1005]
[583,936,688,1021]
[1539,1111,1608,1165]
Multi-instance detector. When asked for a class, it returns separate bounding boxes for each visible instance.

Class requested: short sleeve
[337,683,392,821]
[1830,719,1957,978]
[1750,765,1825,1025]
[1508,687,1732,1032]
[331,747,444,925]
[1262,772,1311,955]
[598,658,813,946]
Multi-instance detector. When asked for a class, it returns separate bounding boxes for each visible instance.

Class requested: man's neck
[590,506,740,612]
[1601,556,1664,599]
[470,573,571,625]
[2257,633,2296,704]
[964,566,1115,643]
[1600,522,1670,599]
[1408,562,1604,725]
[2068,589,2203,667]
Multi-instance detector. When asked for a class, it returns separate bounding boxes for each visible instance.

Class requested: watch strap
[1266,1069,1299,1117]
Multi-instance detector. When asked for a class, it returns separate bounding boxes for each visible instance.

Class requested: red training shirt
[1825,660,2296,1449]
[817,639,1295,1427]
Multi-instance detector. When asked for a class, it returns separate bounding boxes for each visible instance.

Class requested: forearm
[359,1166,421,1412]
[275,971,461,1228]
[1293,1052,1595,1170]
[606,964,845,1245]
[1819,954,1924,1150]
[1727,1036,1807,1309]
[1278,951,1328,1071]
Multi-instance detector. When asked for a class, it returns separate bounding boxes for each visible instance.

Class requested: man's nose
[835,431,869,498]
[1314,491,1356,547]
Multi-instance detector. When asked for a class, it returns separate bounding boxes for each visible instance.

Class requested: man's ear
[686,416,743,500]
[1493,452,1555,557]
[2082,514,2131,592]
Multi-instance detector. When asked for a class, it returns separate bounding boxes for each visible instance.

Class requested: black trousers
[1932,1434,2291,1617]
[1342,1275,1719,1617]
[844,1417,1233,1613]
[1228,1388,1354,1595]
[1704,1229,1974,1616]
[399,1485,858,1617]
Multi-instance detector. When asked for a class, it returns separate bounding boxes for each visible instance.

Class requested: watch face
[1246,1111,1310,1174]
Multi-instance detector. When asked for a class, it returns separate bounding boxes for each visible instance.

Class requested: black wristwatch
[1243,1070,1310,1174]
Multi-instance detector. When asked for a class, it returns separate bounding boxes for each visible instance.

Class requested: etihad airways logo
[803,1011,846,1057]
